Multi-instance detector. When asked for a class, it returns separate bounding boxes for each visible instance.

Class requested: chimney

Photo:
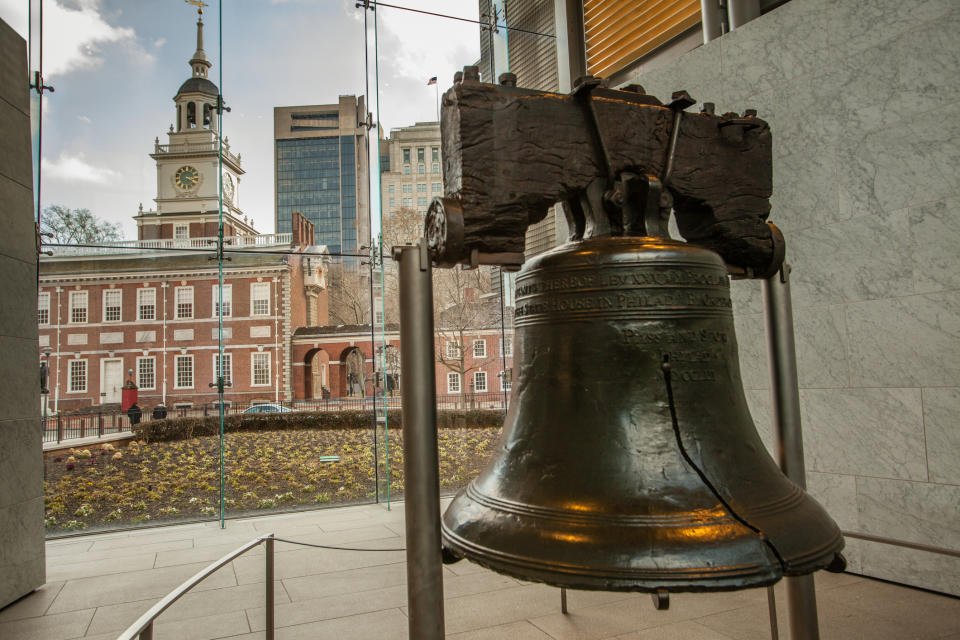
[291,211,315,249]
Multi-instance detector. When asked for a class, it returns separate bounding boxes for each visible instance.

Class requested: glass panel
[372,1,512,501]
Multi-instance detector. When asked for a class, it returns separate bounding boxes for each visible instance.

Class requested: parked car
[242,403,294,414]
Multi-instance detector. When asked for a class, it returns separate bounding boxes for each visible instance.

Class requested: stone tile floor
[1,501,958,639]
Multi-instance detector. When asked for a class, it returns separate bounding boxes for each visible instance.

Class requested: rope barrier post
[139,622,153,640]
[265,534,275,640]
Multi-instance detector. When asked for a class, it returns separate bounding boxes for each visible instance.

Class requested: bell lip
[524,235,727,274]
[440,525,784,593]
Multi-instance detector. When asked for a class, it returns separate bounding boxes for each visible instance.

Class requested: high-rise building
[274,99,370,255]
[378,120,443,242]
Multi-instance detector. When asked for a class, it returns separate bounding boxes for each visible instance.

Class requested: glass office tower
[274,98,368,254]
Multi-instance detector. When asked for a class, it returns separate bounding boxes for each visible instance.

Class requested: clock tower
[136,6,254,241]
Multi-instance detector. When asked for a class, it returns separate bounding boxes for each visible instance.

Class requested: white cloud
[76,115,92,124]
[153,37,167,48]
[42,0,148,77]
[42,151,120,184]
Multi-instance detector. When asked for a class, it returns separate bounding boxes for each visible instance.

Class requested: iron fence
[42,391,511,444]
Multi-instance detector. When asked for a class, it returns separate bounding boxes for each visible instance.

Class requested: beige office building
[378,121,443,242]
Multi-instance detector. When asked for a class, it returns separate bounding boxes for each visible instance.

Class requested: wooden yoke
[425,66,783,278]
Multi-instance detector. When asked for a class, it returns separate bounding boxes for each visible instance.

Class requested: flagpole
[434,82,439,121]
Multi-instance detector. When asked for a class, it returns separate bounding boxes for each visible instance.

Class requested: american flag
[427,76,437,86]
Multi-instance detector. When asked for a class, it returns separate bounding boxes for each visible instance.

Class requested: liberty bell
[426,72,844,593]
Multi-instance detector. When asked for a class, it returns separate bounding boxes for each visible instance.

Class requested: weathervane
[185,0,208,16]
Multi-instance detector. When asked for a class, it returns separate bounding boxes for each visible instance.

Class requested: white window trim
[174,355,194,389]
[38,292,50,325]
[212,284,232,318]
[175,286,194,320]
[69,291,88,324]
[174,224,189,239]
[251,282,271,317]
[137,287,156,321]
[251,352,271,387]
[214,352,233,388]
[445,341,460,359]
[102,289,122,323]
[499,370,512,391]
[473,339,486,358]
[500,337,512,357]
[136,356,156,390]
[473,370,487,392]
[68,359,88,393]
[447,372,461,393]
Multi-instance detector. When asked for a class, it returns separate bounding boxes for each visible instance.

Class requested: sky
[0,0,481,241]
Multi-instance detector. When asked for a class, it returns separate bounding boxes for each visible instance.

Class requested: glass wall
[21,0,514,537]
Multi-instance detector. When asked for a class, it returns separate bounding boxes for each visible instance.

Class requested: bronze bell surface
[441,235,843,592]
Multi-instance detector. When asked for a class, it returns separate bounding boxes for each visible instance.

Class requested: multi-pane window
[213,284,232,317]
[175,355,193,389]
[417,183,426,193]
[175,286,194,319]
[174,224,189,239]
[432,163,439,174]
[447,372,461,393]
[251,282,270,316]
[473,339,486,358]
[38,292,50,325]
[431,182,442,192]
[500,369,512,391]
[252,352,271,386]
[389,198,395,208]
[103,289,122,322]
[418,164,425,174]
[402,148,410,163]
[69,291,88,324]
[137,288,156,321]
[431,147,439,162]
[417,197,427,206]
[388,184,395,193]
[403,165,410,175]
[473,371,488,393]
[403,184,412,193]
[501,337,513,357]
[137,357,156,390]
[417,147,425,162]
[445,341,460,359]
[69,359,87,392]
[214,352,233,387]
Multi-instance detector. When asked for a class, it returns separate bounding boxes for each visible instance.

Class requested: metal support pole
[766,586,780,640]
[700,0,724,42]
[554,0,587,93]
[395,241,445,640]
[265,535,275,640]
[762,264,820,640]
[560,588,568,614]
[727,0,760,29]
[140,622,153,640]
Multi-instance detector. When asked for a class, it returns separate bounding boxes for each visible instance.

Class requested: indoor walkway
[1,501,957,640]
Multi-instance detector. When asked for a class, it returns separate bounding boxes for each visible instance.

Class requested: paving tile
[283,562,409,602]
[85,581,289,636]
[0,581,64,622]
[439,583,580,635]
[0,608,94,640]
[45,540,95,558]
[46,552,158,582]
[442,568,522,599]
[87,531,198,552]
[232,537,405,584]
[448,620,555,639]
[831,579,960,638]
[228,607,409,640]
[49,539,193,566]
[612,619,738,640]
[47,560,238,614]
[152,610,250,640]
[247,584,407,631]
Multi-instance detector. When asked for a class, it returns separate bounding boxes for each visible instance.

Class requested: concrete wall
[0,19,45,609]
[626,0,960,595]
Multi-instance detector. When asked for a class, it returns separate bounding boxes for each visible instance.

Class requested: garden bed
[44,426,501,535]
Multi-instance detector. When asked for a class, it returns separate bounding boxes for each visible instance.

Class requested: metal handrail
[115,533,276,640]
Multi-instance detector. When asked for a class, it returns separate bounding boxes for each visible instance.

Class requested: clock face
[222,173,235,203]
[174,165,200,190]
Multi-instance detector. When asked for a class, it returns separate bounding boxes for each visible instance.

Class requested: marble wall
[0,19,45,609]
[627,0,960,595]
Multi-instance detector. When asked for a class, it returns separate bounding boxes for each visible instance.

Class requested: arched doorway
[383,345,400,396]
[303,348,330,400]
[342,347,366,397]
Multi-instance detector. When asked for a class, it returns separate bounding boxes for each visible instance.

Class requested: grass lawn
[44,427,500,535]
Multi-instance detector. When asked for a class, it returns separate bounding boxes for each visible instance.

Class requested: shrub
[135,409,504,443]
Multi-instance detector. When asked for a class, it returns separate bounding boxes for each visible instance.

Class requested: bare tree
[40,205,122,244]
[326,262,371,326]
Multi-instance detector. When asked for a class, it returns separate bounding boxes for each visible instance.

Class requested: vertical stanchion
[140,622,154,640]
[394,241,445,640]
[766,586,779,640]
[265,534,275,640]
[762,263,820,640]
